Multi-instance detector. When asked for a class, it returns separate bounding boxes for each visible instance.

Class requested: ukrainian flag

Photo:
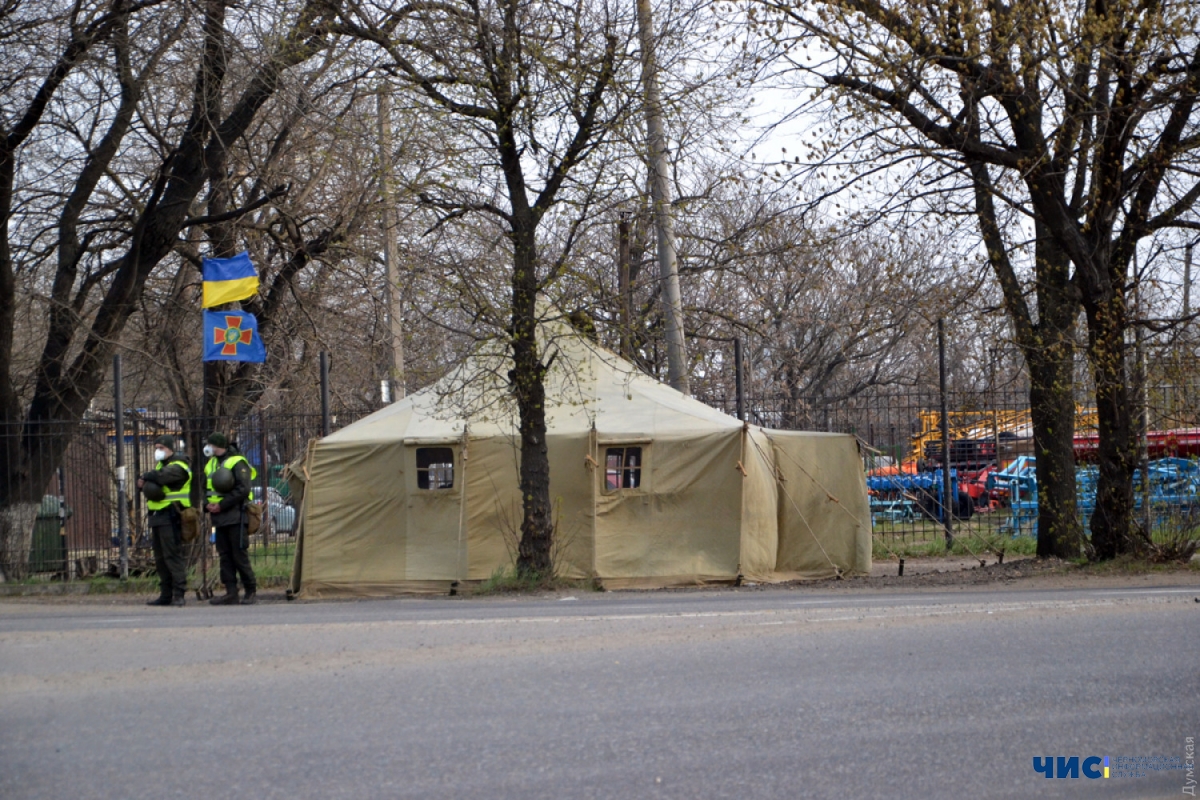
[201,251,258,308]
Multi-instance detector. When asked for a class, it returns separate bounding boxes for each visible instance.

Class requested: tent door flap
[405,444,463,579]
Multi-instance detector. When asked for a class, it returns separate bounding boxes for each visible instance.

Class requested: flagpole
[199,253,264,601]
[202,363,209,433]
[200,359,210,598]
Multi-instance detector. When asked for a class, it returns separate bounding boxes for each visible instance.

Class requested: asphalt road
[1,585,1197,799]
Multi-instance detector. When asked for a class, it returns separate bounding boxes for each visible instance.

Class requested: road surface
[1,585,1197,799]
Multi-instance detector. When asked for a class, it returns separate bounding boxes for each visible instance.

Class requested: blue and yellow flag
[202,310,266,363]
[201,251,258,308]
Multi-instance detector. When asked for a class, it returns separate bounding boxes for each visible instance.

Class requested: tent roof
[326,318,739,444]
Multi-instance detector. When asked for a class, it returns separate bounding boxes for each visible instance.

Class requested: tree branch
[184,184,289,227]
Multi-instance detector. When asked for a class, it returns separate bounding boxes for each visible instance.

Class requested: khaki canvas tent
[290,324,871,597]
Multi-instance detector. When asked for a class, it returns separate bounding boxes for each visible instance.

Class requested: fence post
[259,412,270,549]
[938,319,954,549]
[320,352,331,437]
[130,415,141,541]
[113,354,129,580]
[56,465,67,578]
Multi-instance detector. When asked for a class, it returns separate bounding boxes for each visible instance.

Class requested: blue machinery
[985,456,1038,534]
[1077,457,1200,529]
[869,455,1200,534]
[866,470,959,525]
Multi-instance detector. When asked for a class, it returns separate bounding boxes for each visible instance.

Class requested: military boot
[209,587,239,605]
[147,594,171,607]
[171,592,186,607]
[240,590,257,605]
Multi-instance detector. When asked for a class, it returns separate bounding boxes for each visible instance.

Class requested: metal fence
[9,379,1200,583]
[703,383,1200,549]
[6,409,371,584]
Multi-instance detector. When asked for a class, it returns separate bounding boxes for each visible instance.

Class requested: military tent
[290,323,870,597]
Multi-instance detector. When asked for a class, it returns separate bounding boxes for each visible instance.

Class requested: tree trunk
[1023,234,1082,559]
[1086,292,1138,558]
[0,419,77,580]
[510,226,554,576]
[971,171,1082,560]
[1026,349,1080,558]
[0,502,38,582]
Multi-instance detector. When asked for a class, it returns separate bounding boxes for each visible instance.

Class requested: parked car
[252,486,295,534]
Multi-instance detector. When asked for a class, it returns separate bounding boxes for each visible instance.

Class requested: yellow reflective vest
[146,458,192,511]
[205,453,257,504]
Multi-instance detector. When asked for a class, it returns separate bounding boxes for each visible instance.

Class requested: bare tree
[333,0,641,575]
[754,0,1200,558]
[0,0,337,579]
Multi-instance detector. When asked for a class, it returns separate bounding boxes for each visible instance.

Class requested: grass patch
[7,573,57,585]
[470,565,592,596]
[873,527,1040,560]
[7,545,294,593]
[84,574,159,594]
[472,566,555,595]
[248,543,295,579]
[5,571,159,592]
[1074,554,1199,575]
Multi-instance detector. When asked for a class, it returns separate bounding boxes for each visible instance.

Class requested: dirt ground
[796,553,1200,593]
[622,552,1200,596]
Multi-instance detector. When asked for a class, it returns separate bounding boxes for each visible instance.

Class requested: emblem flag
[202,310,266,362]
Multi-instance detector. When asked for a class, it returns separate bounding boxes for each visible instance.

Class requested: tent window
[605,447,643,491]
[416,447,454,490]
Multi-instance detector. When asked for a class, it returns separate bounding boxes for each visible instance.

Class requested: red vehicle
[1073,428,1200,462]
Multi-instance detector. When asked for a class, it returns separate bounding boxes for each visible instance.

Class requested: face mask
[154,449,167,462]
[203,444,214,458]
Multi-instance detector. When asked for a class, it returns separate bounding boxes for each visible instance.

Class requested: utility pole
[636,0,689,395]
[734,337,746,422]
[378,87,405,402]
[1133,262,1151,534]
[320,351,331,438]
